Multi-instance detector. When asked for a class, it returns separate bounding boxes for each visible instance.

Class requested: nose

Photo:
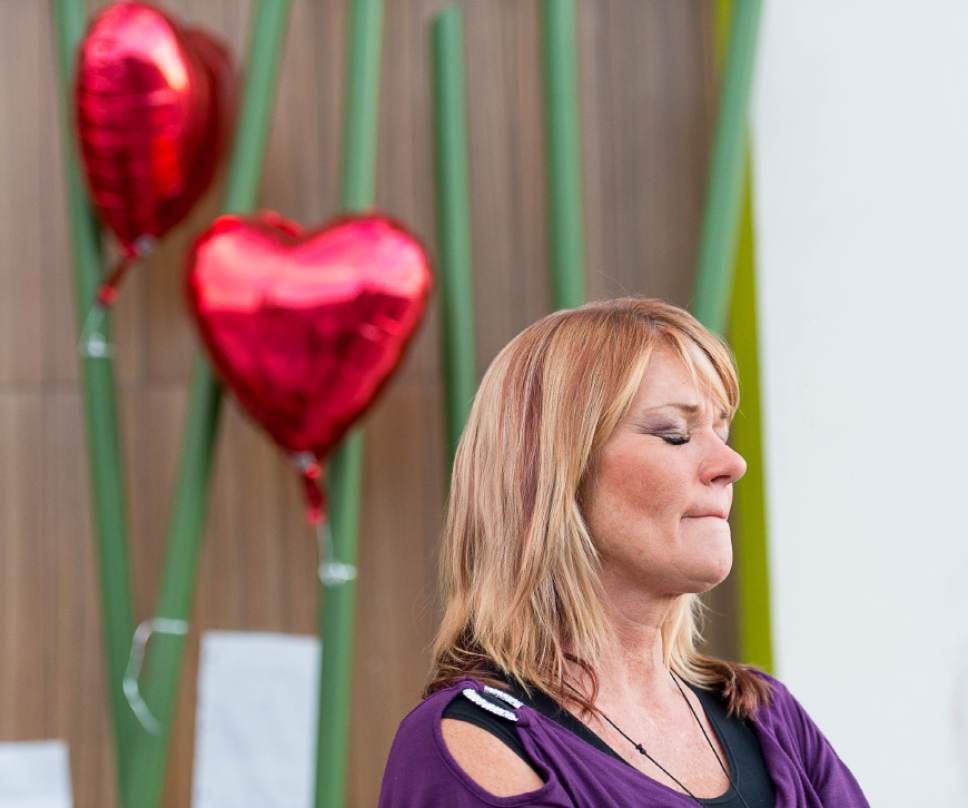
[702,437,747,486]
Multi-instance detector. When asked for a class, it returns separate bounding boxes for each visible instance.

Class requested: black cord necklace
[596,670,752,808]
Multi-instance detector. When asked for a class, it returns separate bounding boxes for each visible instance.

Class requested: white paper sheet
[192,631,320,808]
[0,740,72,808]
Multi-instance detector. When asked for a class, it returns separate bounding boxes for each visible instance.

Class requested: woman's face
[581,344,747,598]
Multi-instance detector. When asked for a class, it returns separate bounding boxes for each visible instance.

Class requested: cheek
[590,442,688,530]
[603,450,687,516]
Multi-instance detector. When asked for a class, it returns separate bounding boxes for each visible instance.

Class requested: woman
[378,297,868,806]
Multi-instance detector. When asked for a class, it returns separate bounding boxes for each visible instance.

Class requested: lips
[684,511,728,519]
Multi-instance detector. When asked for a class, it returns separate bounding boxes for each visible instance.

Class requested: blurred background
[1,1,964,807]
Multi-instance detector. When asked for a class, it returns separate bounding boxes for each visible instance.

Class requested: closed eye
[659,434,689,446]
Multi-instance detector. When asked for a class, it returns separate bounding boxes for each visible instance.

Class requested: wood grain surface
[0,1,737,805]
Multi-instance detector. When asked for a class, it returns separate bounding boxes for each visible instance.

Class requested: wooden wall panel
[0,1,735,806]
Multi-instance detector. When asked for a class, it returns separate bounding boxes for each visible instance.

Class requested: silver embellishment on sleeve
[460,685,524,721]
[483,685,523,708]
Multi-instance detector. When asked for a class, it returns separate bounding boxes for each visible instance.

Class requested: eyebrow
[640,402,730,422]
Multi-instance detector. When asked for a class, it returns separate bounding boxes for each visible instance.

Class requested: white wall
[752,2,968,805]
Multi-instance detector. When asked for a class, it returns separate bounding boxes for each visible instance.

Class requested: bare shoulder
[440,718,545,797]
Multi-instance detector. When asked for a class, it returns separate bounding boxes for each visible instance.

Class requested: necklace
[596,670,752,808]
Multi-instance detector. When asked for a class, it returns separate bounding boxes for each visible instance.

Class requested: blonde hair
[424,296,773,719]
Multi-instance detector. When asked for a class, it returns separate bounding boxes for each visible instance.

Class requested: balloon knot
[97,285,120,307]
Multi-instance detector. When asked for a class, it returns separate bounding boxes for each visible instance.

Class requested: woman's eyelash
[660,433,690,446]
[642,420,730,446]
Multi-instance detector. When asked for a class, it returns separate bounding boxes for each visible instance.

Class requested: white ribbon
[123,617,189,734]
[77,234,157,358]
[316,519,357,587]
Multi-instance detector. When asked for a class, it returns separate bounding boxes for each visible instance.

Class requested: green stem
[313,1,384,806]
[540,0,586,309]
[692,0,762,335]
[314,430,364,808]
[430,7,477,470]
[51,0,137,798]
[708,0,773,671]
[122,3,291,806]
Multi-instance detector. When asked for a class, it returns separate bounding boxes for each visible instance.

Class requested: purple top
[378,671,869,807]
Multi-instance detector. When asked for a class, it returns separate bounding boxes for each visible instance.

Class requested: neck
[565,582,684,712]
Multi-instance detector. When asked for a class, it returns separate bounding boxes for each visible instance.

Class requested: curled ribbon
[78,234,157,358]
[316,518,357,588]
[293,451,326,524]
[123,617,189,735]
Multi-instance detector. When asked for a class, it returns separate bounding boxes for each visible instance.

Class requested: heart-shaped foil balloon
[186,212,433,512]
[75,1,233,253]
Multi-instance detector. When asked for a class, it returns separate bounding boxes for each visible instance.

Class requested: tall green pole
[430,7,477,471]
[540,0,586,309]
[691,0,762,335]
[314,1,384,806]
[713,0,774,671]
[122,3,291,806]
[728,157,773,672]
[51,0,137,798]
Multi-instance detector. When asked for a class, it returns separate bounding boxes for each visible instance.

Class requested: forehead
[630,344,727,417]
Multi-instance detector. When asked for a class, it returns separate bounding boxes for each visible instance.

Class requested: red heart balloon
[75,2,233,252]
[186,212,433,469]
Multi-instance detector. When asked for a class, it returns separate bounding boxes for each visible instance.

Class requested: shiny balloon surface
[186,212,433,462]
[75,2,233,250]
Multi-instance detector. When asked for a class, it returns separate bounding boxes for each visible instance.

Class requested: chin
[699,565,731,591]
[687,552,733,592]
[675,573,727,596]
[687,529,733,585]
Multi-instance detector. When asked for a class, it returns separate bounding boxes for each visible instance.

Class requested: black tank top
[442,667,776,807]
